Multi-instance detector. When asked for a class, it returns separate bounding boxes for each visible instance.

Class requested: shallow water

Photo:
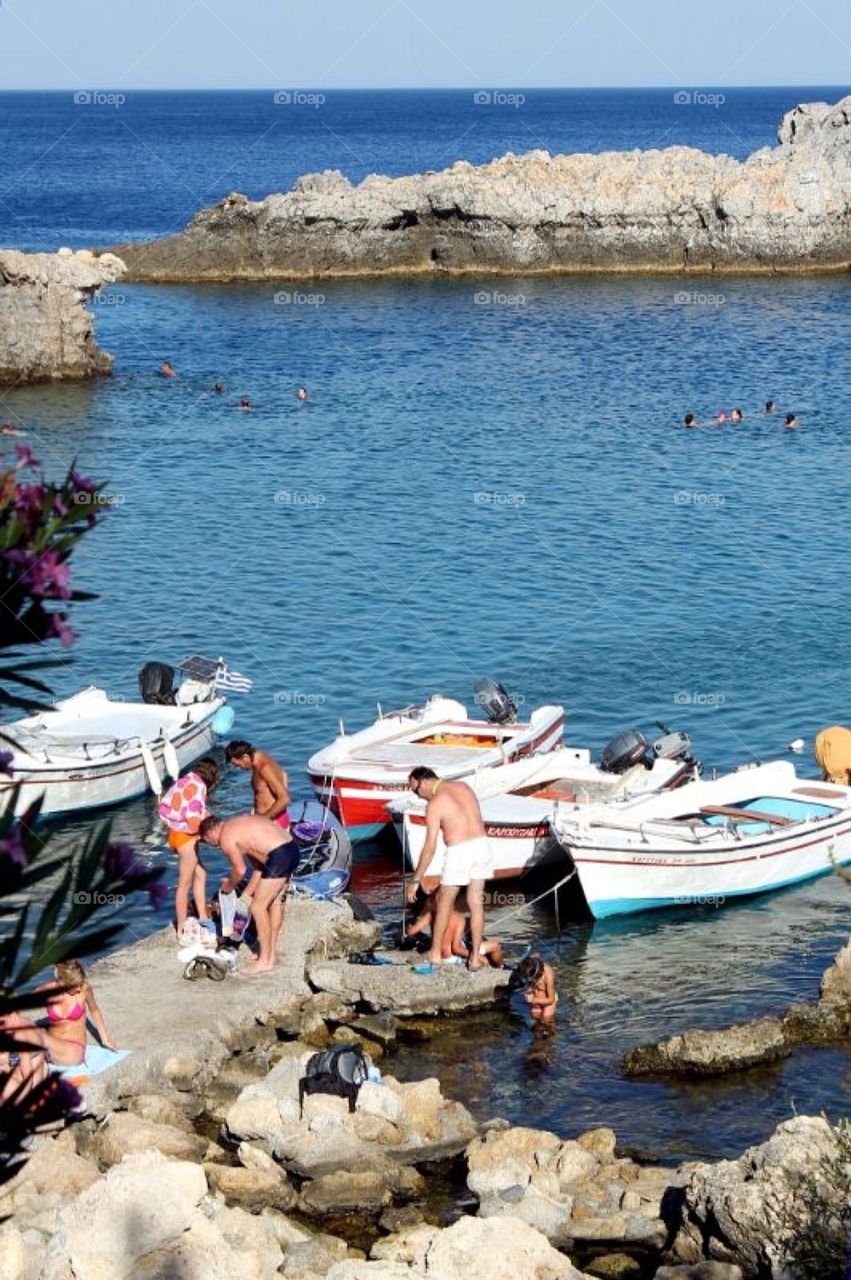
[2,89,851,1163]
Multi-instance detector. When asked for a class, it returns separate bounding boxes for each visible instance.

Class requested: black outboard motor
[138,661,177,705]
[473,678,518,725]
[600,728,652,774]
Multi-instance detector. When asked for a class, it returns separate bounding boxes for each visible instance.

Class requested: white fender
[140,741,162,796]
[163,737,180,781]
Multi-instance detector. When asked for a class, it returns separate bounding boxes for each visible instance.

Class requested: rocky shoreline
[2,898,846,1280]
[0,248,125,386]
[107,95,851,283]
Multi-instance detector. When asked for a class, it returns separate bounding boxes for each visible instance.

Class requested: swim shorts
[441,836,493,887]
[261,841,300,880]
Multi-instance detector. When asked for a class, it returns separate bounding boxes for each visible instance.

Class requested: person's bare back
[431,779,486,847]
[220,813,291,866]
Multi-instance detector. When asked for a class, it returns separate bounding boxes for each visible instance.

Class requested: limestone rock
[669,1116,837,1275]
[112,95,851,282]
[126,1092,197,1131]
[332,1213,591,1278]
[0,248,125,384]
[819,936,851,1005]
[89,1110,208,1167]
[653,1265,744,1279]
[0,1222,43,1280]
[205,1162,297,1212]
[40,1150,207,1278]
[623,1018,789,1077]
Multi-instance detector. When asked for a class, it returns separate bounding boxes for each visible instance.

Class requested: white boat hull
[553,761,851,918]
[396,748,694,881]
[0,687,225,818]
[308,695,565,836]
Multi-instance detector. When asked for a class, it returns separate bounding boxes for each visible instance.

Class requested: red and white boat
[390,727,698,881]
[307,681,565,837]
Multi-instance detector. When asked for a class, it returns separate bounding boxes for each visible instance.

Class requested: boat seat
[793,786,847,800]
[532,783,578,801]
[700,804,793,826]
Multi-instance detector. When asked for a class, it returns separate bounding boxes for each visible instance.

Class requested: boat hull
[0,715,218,819]
[309,709,565,835]
[565,815,851,918]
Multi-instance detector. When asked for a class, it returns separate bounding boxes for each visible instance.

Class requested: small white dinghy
[551,759,851,919]
[0,657,236,819]
[307,679,565,838]
[390,726,698,882]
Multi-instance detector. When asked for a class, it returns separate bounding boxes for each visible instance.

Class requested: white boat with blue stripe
[551,760,851,919]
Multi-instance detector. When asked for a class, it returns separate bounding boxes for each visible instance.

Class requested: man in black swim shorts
[200,813,300,976]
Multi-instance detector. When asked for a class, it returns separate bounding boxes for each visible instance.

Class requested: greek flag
[214,664,253,694]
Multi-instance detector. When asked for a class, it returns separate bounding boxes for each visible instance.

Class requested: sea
[2,86,851,1162]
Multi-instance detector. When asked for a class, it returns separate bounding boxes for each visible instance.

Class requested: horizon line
[0,82,848,93]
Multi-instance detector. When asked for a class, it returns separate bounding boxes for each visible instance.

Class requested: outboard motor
[473,677,518,725]
[600,728,652,774]
[138,661,177,705]
[653,728,692,762]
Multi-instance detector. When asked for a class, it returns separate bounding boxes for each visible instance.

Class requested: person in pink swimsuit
[0,959,115,1103]
[226,741,290,831]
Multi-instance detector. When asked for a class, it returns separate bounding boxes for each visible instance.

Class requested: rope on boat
[486,866,578,935]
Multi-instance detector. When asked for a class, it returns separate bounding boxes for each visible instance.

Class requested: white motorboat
[0,657,236,818]
[551,759,851,919]
[391,726,698,881]
[307,679,565,838]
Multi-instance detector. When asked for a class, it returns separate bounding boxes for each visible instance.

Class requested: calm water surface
[1,89,850,1162]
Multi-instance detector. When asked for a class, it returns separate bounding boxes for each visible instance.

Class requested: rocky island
[0,248,125,385]
[109,95,851,283]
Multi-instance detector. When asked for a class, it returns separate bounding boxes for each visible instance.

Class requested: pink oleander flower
[50,614,75,648]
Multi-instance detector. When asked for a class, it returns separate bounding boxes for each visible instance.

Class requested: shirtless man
[226,740,291,831]
[404,767,493,970]
[199,813,299,975]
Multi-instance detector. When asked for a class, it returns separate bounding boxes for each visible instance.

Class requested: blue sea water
[2,88,851,1161]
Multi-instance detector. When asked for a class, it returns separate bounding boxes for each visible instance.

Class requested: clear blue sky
[1,0,850,90]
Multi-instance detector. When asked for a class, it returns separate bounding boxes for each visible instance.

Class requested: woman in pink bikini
[0,959,115,1102]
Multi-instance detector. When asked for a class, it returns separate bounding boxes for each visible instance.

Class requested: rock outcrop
[667,1116,838,1277]
[0,248,125,384]
[624,933,851,1077]
[110,95,851,282]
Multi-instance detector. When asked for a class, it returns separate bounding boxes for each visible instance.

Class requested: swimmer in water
[297,386,308,403]
[716,411,727,425]
[784,412,798,430]
[160,361,178,379]
[765,399,775,414]
[240,396,252,412]
[731,407,743,423]
[212,382,226,395]
[0,421,24,437]
[683,413,698,428]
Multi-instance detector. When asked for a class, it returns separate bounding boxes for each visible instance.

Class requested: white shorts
[441,836,493,887]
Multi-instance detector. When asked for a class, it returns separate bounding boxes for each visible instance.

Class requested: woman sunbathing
[0,959,115,1103]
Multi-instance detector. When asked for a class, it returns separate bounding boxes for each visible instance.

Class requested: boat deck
[350,741,499,767]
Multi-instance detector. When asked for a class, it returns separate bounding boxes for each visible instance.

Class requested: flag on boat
[214,664,253,694]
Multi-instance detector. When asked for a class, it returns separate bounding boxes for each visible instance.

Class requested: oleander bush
[0,447,165,1176]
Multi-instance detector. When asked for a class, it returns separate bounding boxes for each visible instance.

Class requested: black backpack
[298,1043,370,1114]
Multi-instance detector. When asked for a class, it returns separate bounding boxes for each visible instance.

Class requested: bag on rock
[299,1043,370,1114]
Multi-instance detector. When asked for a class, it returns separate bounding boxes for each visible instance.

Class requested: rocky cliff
[0,248,125,385]
[110,95,851,282]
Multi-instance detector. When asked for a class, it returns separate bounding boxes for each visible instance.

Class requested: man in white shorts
[405,767,493,970]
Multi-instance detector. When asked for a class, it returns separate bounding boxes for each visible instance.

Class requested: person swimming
[297,386,308,403]
[716,411,727,425]
[683,413,698,428]
[765,400,776,414]
[784,412,798,429]
[212,382,226,395]
[160,361,178,379]
[731,408,743,423]
[240,396,252,411]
